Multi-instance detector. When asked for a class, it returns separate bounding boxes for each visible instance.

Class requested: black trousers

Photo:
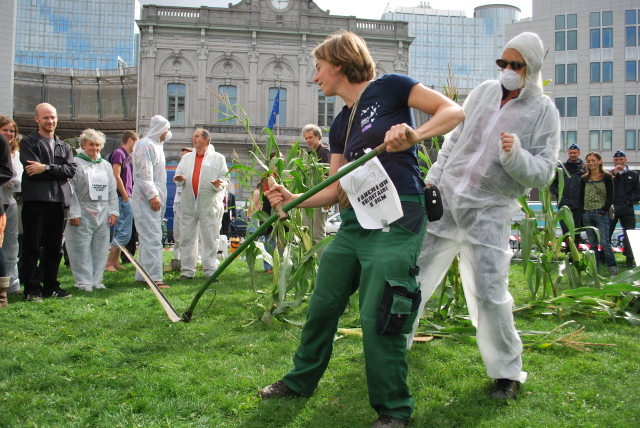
[610,214,636,258]
[21,201,66,295]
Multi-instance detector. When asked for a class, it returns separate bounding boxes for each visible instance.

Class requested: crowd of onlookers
[0,102,238,307]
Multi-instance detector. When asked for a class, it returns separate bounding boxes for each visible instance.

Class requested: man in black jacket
[550,143,585,249]
[20,103,76,301]
[610,150,640,267]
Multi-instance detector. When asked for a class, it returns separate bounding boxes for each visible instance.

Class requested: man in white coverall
[132,115,171,287]
[174,129,227,280]
[66,129,119,291]
[408,32,560,399]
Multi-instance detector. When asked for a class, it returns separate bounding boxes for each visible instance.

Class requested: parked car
[326,212,341,236]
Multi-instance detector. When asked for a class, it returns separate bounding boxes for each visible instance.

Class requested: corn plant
[212,89,332,323]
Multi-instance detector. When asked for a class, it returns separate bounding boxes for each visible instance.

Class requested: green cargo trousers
[282,195,426,420]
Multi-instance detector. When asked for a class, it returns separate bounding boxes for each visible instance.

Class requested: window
[602,96,613,116]
[602,11,613,26]
[556,14,577,51]
[626,61,637,81]
[590,63,601,82]
[555,97,566,117]
[590,12,600,27]
[218,85,237,124]
[627,95,637,115]
[567,63,577,83]
[602,62,613,82]
[566,131,577,148]
[602,130,612,150]
[590,96,600,116]
[567,97,578,117]
[590,130,600,150]
[625,9,640,47]
[268,87,287,127]
[627,26,637,47]
[317,90,335,127]
[555,31,565,51]
[556,64,566,84]
[590,29,601,48]
[167,83,185,126]
[626,130,637,150]
[602,28,613,48]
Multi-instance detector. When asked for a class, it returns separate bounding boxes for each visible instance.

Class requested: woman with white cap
[408,32,561,399]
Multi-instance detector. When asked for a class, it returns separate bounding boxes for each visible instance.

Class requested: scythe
[126,137,416,322]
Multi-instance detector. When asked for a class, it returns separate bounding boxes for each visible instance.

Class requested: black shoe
[43,288,72,299]
[626,257,635,268]
[371,415,408,428]
[490,378,520,399]
[260,380,302,399]
[178,275,193,280]
[25,292,43,302]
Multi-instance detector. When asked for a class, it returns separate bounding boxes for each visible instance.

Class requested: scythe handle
[183,130,419,322]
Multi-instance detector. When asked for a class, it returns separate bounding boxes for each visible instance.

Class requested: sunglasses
[496,58,526,71]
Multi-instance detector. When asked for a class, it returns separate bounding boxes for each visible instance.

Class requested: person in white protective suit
[171,147,193,264]
[66,129,119,291]
[173,129,228,280]
[408,32,560,399]
[132,115,171,288]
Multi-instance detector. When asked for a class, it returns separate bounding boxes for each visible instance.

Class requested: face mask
[164,130,172,142]
[499,69,523,91]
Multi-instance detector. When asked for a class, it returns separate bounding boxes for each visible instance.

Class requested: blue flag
[267,88,280,129]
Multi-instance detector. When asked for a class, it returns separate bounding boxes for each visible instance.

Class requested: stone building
[136,0,413,184]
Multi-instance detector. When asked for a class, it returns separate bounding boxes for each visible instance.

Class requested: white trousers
[410,228,527,383]
[180,210,220,278]
[65,214,110,290]
[132,199,164,282]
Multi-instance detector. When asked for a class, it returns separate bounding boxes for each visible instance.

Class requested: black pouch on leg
[375,278,422,335]
[424,184,443,222]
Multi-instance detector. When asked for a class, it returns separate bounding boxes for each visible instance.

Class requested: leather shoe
[178,275,193,280]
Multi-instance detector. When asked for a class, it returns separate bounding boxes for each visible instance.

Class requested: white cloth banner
[339,152,403,230]
[88,167,109,201]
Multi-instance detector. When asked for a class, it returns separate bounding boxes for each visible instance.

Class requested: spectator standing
[105,130,138,271]
[20,103,76,301]
[550,143,586,248]
[174,129,228,280]
[0,116,23,295]
[301,124,331,249]
[579,151,617,276]
[132,115,171,288]
[0,133,14,307]
[66,129,119,291]
[221,190,236,236]
[609,150,640,267]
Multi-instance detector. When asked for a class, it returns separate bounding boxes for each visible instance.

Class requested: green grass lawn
[1,250,638,427]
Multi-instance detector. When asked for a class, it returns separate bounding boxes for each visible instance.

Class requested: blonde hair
[313,30,375,83]
[78,128,106,150]
[0,115,20,153]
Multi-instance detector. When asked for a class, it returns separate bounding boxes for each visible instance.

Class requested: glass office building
[382,3,521,96]
[15,0,140,70]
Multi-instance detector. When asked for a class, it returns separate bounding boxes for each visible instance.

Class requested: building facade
[1,0,18,117]
[136,0,413,171]
[382,3,521,99]
[506,0,640,167]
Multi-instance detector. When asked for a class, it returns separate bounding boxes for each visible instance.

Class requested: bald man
[20,103,77,301]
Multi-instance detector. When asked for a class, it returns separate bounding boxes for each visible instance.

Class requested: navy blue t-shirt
[329,73,423,195]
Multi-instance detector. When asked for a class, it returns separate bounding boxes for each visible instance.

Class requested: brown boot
[0,276,10,308]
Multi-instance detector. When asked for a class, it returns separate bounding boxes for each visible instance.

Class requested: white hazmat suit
[175,144,228,278]
[66,152,119,290]
[1,151,22,294]
[132,116,169,282]
[409,33,561,384]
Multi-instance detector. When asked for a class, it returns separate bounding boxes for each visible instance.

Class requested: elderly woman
[408,32,561,400]
[261,30,464,428]
[66,129,118,291]
[0,116,23,296]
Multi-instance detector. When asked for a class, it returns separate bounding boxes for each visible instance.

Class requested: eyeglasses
[496,58,526,71]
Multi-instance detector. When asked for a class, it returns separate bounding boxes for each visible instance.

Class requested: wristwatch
[45,164,50,171]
